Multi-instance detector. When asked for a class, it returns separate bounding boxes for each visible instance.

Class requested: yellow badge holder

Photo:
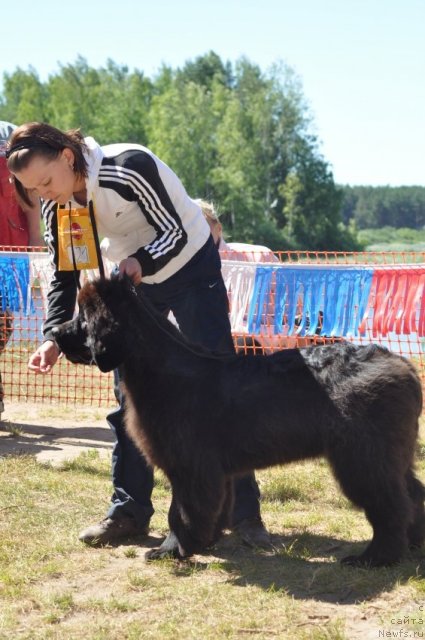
[57,201,104,277]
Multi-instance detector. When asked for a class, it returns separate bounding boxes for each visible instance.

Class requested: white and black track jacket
[42,137,210,340]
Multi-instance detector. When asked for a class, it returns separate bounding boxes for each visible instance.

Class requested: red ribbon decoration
[359,267,425,337]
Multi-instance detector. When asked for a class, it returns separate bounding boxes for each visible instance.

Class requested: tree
[210,58,354,249]
[340,185,425,230]
[279,145,359,250]
[0,57,153,143]
[0,52,362,250]
[45,56,103,131]
[85,60,153,144]
[147,76,225,197]
[0,67,47,123]
[177,50,233,90]
[208,60,293,245]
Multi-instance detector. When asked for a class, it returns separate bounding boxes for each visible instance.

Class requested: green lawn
[1,409,425,639]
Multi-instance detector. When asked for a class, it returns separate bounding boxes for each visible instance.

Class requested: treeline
[1,53,422,251]
[0,52,361,251]
[341,185,425,230]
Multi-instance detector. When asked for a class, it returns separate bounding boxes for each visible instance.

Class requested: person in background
[199,199,277,263]
[0,121,42,246]
[0,121,42,419]
[6,122,271,551]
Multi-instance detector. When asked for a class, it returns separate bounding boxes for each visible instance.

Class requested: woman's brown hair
[6,122,88,207]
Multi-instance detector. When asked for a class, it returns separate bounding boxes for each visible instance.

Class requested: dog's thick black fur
[53,276,425,567]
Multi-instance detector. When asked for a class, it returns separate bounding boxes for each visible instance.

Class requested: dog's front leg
[145,493,189,561]
[167,473,228,556]
[145,468,228,561]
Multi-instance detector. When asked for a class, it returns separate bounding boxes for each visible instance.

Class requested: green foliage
[0,66,48,123]
[341,185,425,231]
[176,49,233,89]
[146,78,223,196]
[0,53,360,250]
[358,225,425,248]
[46,56,153,144]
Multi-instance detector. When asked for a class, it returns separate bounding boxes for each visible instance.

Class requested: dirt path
[0,401,114,465]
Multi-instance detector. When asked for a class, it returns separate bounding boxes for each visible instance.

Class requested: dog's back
[302,341,422,417]
[219,341,422,472]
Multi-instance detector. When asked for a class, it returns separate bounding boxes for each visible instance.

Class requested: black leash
[126,280,236,363]
[89,200,105,279]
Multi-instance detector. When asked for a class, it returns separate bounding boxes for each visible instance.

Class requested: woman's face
[12,149,78,204]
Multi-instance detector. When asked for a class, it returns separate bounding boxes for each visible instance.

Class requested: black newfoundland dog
[53,276,425,567]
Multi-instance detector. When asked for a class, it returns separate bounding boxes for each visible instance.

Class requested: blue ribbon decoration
[247,266,277,334]
[0,254,34,314]
[248,266,374,337]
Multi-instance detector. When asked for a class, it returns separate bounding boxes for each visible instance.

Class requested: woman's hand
[28,340,61,374]
[118,257,142,285]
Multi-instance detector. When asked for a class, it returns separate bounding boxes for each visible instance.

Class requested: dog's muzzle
[52,317,94,366]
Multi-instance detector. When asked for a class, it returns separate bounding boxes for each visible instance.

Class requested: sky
[1,0,424,187]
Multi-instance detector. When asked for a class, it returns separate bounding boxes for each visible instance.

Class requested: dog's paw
[341,554,369,568]
[145,530,188,561]
[145,546,180,561]
[341,553,399,568]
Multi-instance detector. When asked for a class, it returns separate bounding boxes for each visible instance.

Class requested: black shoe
[233,517,273,549]
[79,516,149,546]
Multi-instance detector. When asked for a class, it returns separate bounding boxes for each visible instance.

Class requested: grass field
[1,406,425,639]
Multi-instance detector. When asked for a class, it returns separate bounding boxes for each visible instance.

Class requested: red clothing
[0,157,29,246]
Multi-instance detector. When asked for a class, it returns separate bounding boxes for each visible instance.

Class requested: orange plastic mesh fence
[1,246,424,407]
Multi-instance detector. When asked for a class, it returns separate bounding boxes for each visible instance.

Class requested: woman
[6,122,271,551]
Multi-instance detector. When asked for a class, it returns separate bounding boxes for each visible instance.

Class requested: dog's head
[52,277,134,373]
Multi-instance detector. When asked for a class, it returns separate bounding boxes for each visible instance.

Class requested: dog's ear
[88,328,125,373]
